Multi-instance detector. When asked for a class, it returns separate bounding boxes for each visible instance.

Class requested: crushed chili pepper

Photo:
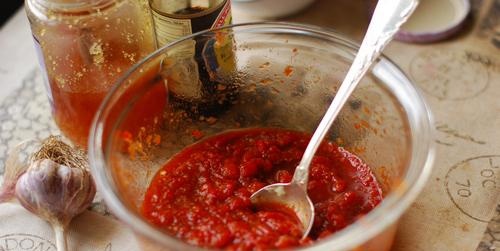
[142,128,383,250]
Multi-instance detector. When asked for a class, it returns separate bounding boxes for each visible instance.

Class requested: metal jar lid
[394,0,471,43]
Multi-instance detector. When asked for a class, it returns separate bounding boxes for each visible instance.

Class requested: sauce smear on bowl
[142,128,383,250]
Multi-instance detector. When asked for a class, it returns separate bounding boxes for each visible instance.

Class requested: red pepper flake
[292,48,298,53]
[354,145,366,154]
[284,65,294,77]
[153,134,161,145]
[259,62,270,68]
[146,135,153,145]
[360,119,371,129]
[206,117,218,125]
[260,78,272,85]
[127,141,146,160]
[121,130,133,143]
[335,138,344,145]
[191,129,204,140]
[217,84,227,91]
[215,31,226,46]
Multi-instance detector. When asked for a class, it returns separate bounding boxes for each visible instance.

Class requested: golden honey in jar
[25,0,156,147]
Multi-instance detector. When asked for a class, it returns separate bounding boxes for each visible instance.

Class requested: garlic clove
[15,159,96,228]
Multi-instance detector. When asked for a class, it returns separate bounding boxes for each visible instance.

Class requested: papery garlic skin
[0,139,41,203]
[15,159,96,227]
[0,179,18,203]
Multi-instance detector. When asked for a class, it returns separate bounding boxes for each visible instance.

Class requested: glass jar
[25,0,156,147]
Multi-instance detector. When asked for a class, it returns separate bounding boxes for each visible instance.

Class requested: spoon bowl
[250,182,314,239]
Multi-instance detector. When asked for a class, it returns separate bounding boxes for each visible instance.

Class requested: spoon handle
[292,0,419,190]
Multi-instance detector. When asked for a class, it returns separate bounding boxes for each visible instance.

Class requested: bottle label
[150,0,231,48]
[212,0,232,29]
[151,10,193,47]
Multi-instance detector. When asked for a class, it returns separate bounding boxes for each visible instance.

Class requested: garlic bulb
[16,159,96,226]
[15,159,96,251]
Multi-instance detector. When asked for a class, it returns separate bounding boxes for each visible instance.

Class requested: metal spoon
[250,0,420,239]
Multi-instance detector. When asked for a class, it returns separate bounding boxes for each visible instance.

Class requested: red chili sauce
[142,128,383,250]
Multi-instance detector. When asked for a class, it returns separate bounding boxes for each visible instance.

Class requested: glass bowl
[89,22,434,251]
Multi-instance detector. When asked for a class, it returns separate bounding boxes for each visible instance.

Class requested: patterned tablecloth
[0,70,57,168]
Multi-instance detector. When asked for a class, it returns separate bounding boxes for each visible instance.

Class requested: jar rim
[28,0,117,15]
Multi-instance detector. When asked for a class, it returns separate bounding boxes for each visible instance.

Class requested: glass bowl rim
[88,21,435,251]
